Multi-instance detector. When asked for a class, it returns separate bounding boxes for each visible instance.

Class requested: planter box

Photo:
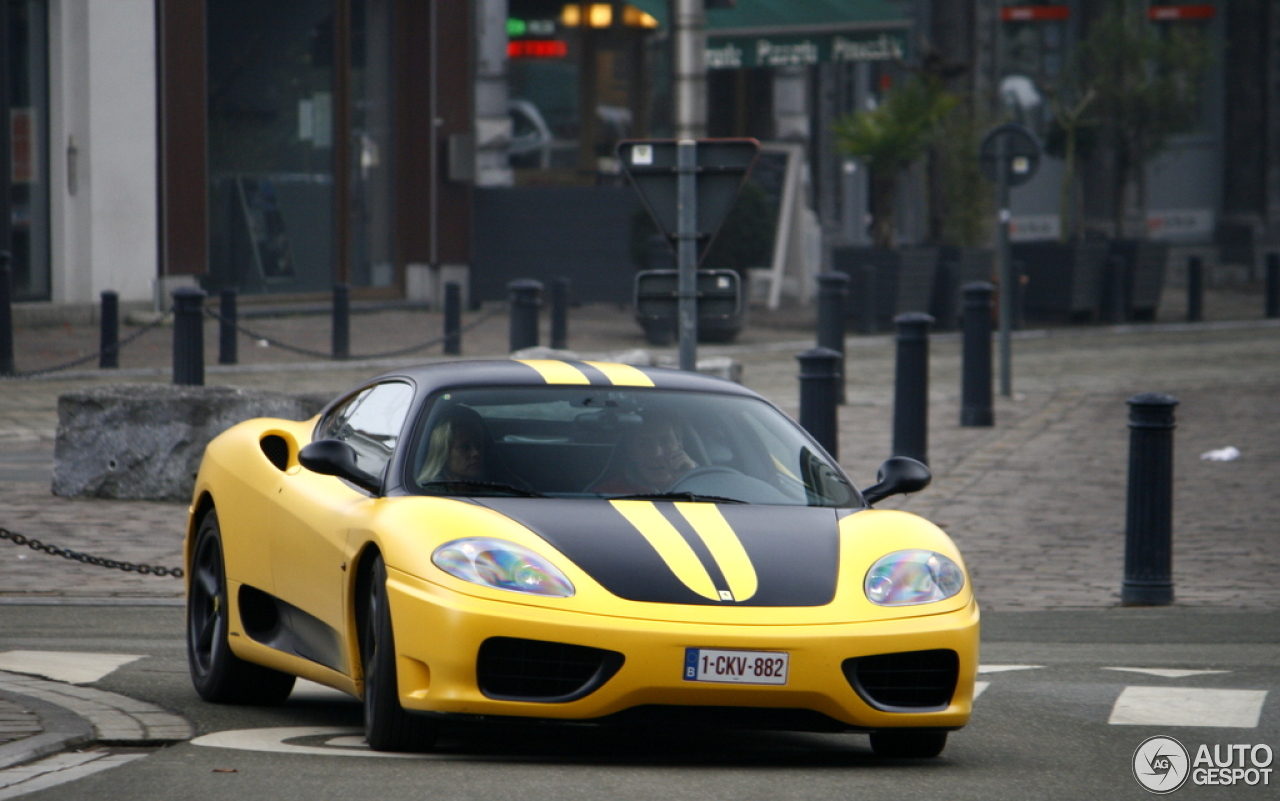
[1012,240,1110,323]
[634,269,745,345]
[1110,239,1169,321]
[831,246,942,332]
[931,247,994,330]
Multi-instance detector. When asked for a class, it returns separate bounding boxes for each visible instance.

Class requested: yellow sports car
[185,359,978,757]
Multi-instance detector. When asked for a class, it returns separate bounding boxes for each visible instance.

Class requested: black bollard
[960,282,995,427]
[332,284,350,360]
[443,281,462,355]
[892,313,933,465]
[797,347,842,460]
[1121,392,1178,606]
[508,279,543,352]
[1104,255,1128,324]
[99,291,119,369]
[816,272,850,404]
[0,253,13,375]
[550,276,570,350]
[1267,252,1280,319]
[172,286,206,386]
[219,288,238,365]
[852,263,877,335]
[1186,256,1203,323]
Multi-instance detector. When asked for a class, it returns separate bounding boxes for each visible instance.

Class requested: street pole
[997,135,1013,398]
[672,0,706,139]
[676,139,698,371]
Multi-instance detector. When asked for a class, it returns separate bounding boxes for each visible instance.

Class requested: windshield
[405,386,860,507]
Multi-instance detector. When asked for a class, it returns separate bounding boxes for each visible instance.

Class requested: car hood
[476,498,841,607]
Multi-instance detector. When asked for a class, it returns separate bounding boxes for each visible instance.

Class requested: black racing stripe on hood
[654,502,732,594]
[477,499,841,607]
[718,504,840,606]
[478,498,712,605]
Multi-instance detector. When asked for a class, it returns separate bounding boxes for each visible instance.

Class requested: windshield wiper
[420,480,546,498]
[607,491,746,504]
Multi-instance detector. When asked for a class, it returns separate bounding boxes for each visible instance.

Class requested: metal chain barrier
[0,526,184,579]
[204,305,502,360]
[2,302,502,379]
[0,312,173,380]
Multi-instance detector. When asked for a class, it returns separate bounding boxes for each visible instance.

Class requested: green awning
[629,0,911,69]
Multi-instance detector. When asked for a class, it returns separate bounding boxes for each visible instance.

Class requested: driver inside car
[591,412,698,495]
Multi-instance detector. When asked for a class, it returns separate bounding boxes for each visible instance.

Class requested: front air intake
[843,649,959,711]
[476,637,624,703]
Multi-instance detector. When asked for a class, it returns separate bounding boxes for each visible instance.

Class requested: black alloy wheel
[186,510,296,704]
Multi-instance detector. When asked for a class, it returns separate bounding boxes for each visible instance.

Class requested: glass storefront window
[8,0,50,302]
[349,0,395,289]
[206,0,394,296]
[507,1,655,184]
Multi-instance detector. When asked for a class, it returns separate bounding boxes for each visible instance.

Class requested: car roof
[370,358,761,398]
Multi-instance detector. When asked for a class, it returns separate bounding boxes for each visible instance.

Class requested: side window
[317,381,414,479]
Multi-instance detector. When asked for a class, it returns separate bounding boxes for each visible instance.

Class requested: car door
[267,380,414,667]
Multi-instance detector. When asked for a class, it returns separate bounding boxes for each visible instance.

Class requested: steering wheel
[665,465,743,493]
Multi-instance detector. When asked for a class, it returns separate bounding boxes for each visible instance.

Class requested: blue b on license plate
[684,648,789,685]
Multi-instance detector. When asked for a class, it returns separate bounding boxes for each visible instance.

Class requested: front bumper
[386,568,979,731]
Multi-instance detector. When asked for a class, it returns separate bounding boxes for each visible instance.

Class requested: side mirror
[299,439,382,495]
[861,456,931,506]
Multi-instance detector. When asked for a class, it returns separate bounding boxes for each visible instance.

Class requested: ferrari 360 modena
[185,359,978,758]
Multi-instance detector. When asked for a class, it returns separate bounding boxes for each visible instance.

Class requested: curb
[0,689,92,771]
[0,670,193,772]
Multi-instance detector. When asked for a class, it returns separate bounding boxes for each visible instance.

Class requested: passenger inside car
[418,407,486,483]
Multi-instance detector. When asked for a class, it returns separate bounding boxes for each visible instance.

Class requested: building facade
[6,1,1279,320]
[7,0,472,320]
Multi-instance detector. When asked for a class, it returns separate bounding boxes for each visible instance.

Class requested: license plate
[683,648,790,685]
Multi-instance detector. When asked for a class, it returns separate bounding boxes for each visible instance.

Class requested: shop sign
[705,29,907,70]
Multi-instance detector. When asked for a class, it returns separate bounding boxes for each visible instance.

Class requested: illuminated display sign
[508,39,569,59]
[1000,6,1071,21]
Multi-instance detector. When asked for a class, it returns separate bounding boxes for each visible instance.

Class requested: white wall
[49,0,158,305]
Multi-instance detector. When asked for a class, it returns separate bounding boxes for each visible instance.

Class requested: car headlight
[432,538,574,597]
[864,549,965,606]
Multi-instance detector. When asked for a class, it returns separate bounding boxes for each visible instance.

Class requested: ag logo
[1133,735,1190,794]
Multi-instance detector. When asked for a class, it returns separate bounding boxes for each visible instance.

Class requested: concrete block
[52,385,331,502]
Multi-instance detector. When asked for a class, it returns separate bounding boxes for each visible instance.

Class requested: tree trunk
[870,171,897,249]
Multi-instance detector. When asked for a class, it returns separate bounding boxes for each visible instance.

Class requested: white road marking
[1102,667,1230,679]
[977,664,1043,674]
[1108,686,1268,727]
[0,750,144,800]
[973,681,989,700]
[0,651,143,685]
[191,727,441,759]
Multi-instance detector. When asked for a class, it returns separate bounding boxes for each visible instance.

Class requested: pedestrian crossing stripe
[1108,687,1268,728]
[0,651,142,685]
[1102,667,1231,679]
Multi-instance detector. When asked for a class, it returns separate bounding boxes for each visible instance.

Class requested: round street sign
[980,123,1041,187]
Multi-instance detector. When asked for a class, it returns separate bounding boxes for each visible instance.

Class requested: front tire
[187,510,296,705]
[869,729,948,759]
[360,554,439,752]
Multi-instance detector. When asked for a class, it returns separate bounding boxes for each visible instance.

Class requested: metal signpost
[979,123,1040,397]
[619,138,759,371]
